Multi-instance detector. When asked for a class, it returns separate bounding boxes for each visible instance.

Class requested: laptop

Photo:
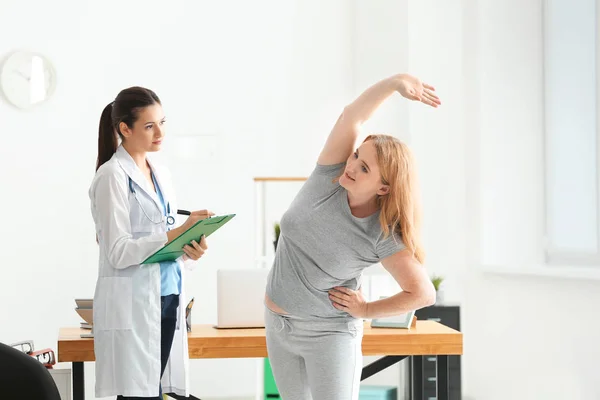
[215,268,271,329]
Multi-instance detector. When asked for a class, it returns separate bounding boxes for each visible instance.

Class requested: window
[543,0,599,265]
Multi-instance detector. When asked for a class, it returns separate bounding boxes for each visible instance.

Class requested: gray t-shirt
[266,162,406,320]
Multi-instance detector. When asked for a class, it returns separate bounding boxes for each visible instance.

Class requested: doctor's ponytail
[96,102,117,171]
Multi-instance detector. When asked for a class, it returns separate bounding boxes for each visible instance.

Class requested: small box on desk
[371,310,416,329]
[370,296,416,329]
[359,385,397,400]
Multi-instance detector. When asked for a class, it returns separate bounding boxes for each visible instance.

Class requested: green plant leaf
[430,274,444,291]
[274,222,281,240]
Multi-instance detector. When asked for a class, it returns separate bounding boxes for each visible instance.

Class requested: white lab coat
[89,145,191,398]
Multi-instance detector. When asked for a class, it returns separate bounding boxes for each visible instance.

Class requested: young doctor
[264,73,440,399]
[89,86,212,399]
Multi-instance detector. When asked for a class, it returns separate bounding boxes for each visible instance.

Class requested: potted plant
[430,274,444,304]
[273,222,281,251]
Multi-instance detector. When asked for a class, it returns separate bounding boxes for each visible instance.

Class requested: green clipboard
[142,213,236,264]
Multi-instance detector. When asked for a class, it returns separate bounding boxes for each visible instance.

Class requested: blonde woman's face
[339,140,390,197]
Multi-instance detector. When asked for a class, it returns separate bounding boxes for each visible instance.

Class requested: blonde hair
[365,134,425,264]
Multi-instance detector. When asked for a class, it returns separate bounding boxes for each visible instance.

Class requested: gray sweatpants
[265,306,364,400]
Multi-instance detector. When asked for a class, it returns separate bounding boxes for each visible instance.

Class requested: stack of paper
[74,299,94,338]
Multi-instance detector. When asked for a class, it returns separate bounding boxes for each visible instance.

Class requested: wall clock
[0,51,57,110]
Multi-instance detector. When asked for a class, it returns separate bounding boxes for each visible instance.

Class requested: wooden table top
[58,321,462,362]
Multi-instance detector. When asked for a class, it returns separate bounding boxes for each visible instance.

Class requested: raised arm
[317,73,440,166]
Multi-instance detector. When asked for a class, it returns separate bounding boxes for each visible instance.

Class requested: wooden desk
[58,321,462,400]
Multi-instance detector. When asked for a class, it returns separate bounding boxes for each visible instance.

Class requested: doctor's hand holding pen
[166,209,215,261]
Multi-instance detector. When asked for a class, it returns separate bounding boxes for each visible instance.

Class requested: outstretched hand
[396,74,441,108]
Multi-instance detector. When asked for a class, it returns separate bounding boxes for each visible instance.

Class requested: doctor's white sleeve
[92,172,168,269]
[181,256,200,271]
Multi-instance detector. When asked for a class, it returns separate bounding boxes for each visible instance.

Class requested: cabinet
[411,305,461,400]
[48,366,71,400]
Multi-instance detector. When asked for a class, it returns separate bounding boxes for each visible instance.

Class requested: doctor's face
[120,103,166,153]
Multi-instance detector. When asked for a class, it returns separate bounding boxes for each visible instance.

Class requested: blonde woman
[264,73,440,399]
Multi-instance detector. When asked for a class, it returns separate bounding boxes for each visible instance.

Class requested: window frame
[542,0,600,267]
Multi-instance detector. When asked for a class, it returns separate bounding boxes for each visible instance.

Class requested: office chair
[0,341,62,400]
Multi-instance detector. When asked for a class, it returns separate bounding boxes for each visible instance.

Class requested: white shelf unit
[253,177,307,269]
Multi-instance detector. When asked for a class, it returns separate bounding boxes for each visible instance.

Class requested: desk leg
[411,356,423,400]
[436,355,449,400]
[361,356,408,381]
[73,362,85,400]
[166,393,202,400]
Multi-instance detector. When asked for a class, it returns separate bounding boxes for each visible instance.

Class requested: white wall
[463,1,600,400]
[0,1,354,398]
[406,0,467,304]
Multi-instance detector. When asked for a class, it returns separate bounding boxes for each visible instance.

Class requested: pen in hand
[177,209,215,220]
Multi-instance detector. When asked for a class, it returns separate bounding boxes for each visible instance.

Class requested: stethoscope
[128,177,176,226]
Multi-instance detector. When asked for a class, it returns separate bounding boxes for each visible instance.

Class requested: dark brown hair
[96,86,161,171]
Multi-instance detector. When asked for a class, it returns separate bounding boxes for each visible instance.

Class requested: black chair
[0,341,62,399]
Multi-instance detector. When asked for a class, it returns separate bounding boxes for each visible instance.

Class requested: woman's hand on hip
[395,74,441,108]
[329,286,368,318]
[182,235,208,261]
